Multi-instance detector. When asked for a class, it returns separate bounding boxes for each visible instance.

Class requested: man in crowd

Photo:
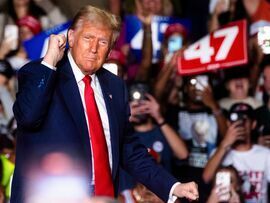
[203,102,270,202]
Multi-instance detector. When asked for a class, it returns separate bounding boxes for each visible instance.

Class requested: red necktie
[83,75,114,197]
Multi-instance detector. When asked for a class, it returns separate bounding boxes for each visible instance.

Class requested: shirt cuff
[41,60,57,71]
[167,182,181,203]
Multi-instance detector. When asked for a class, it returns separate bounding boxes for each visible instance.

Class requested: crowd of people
[0,0,269,202]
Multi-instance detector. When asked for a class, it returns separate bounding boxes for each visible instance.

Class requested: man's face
[68,21,112,75]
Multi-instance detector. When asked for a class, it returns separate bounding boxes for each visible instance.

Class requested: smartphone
[4,25,19,51]
[195,75,209,91]
[257,26,270,54]
[168,35,183,53]
[216,171,231,201]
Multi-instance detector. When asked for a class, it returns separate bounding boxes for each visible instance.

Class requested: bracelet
[158,120,167,127]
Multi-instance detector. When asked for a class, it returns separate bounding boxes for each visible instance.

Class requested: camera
[229,112,249,129]
[190,75,209,91]
[257,26,270,55]
[189,75,209,101]
[129,83,149,102]
[229,112,245,122]
[128,83,150,123]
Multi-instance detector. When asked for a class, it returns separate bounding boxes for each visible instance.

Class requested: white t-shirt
[178,110,218,144]
[222,145,270,203]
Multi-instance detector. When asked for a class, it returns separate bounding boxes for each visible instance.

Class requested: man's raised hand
[43,33,66,67]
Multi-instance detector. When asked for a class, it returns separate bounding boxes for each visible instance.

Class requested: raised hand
[43,33,66,67]
[140,93,164,123]
[129,100,143,123]
[173,182,199,201]
[221,121,245,149]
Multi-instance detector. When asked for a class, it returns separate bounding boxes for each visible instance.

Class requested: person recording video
[203,102,270,203]
[206,165,244,203]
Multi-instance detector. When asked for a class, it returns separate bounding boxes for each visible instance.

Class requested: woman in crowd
[207,165,244,203]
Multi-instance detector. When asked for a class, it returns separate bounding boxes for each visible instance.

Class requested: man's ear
[67,29,74,48]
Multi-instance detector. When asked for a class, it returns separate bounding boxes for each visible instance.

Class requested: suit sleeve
[13,61,57,129]
[120,82,178,202]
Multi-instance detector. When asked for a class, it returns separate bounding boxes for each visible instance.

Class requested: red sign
[178,20,248,75]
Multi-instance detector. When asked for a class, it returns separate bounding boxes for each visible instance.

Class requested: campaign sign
[125,15,190,63]
[24,21,71,60]
[178,20,248,75]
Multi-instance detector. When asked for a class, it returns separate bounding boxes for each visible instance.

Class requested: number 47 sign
[178,20,248,75]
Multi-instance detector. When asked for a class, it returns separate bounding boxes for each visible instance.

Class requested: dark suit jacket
[11,54,177,202]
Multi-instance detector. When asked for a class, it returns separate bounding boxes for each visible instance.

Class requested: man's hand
[173,182,199,201]
[43,34,66,67]
[141,94,164,124]
[220,121,245,149]
[129,100,142,123]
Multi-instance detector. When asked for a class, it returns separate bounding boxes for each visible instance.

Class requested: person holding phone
[207,166,244,203]
[153,23,188,107]
[171,74,227,203]
[119,83,189,202]
[203,102,270,203]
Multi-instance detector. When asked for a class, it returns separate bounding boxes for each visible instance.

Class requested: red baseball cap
[164,23,187,40]
[17,15,42,35]
[107,49,126,66]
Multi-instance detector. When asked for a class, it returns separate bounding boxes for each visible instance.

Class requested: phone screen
[195,75,209,91]
[168,35,183,53]
[258,26,270,54]
[216,171,231,201]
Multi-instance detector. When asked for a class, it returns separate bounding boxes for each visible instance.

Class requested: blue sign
[125,15,191,63]
[24,21,71,60]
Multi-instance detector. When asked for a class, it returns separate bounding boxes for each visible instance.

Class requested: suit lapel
[58,59,119,182]
[97,69,119,180]
[58,56,91,165]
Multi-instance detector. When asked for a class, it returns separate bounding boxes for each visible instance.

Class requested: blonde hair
[69,5,121,47]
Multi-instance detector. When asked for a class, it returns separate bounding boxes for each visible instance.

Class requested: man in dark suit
[11,5,198,203]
